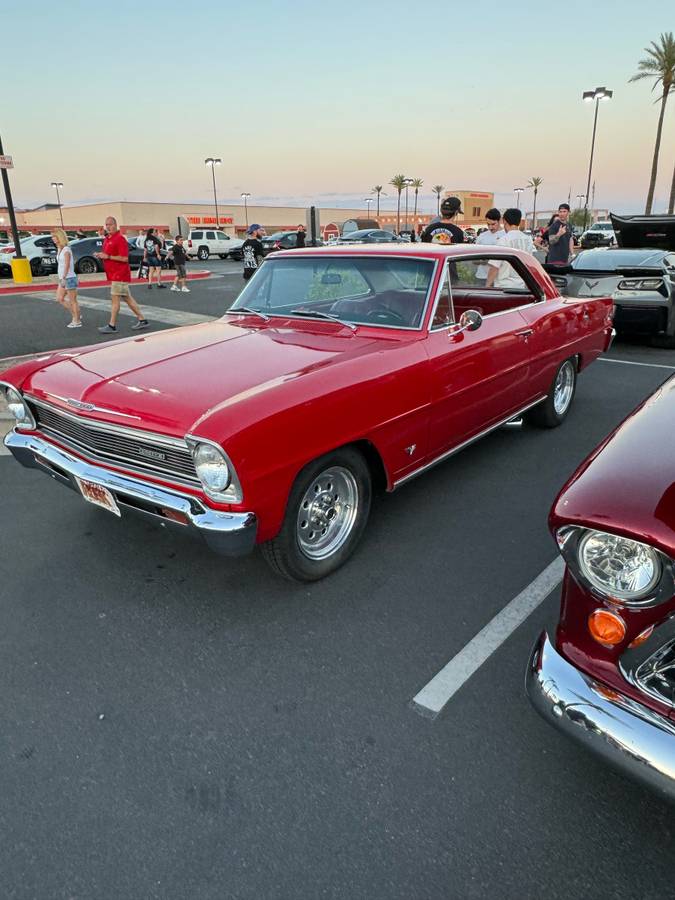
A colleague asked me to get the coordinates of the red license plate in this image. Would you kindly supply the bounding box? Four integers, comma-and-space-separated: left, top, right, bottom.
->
75, 477, 121, 517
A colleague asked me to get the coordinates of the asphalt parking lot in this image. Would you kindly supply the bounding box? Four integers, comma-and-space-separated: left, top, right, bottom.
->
1, 275, 675, 899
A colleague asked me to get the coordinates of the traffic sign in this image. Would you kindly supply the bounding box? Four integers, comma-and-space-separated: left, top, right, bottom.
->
0, 155, 13, 169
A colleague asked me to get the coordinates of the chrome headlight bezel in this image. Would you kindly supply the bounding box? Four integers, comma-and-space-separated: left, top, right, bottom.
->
0, 382, 36, 431
557, 525, 675, 608
185, 435, 243, 504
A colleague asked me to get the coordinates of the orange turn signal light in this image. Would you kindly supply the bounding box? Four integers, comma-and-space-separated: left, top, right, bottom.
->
588, 609, 626, 647
629, 625, 654, 649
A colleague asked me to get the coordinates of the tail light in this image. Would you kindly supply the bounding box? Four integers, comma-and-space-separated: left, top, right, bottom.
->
617, 278, 665, 294
2, 246, 15, 255
188, 240, 193, 248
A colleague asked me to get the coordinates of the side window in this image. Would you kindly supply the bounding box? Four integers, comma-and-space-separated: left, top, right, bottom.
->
192, 231, 203, 240
431, 266, 453, 328
35, 237, 52, 247
205, 231, 216, 240
216, 231, 229, 240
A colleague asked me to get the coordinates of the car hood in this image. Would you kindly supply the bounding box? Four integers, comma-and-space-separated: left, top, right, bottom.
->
551, 375, 675, 559
23, 319, 381, 437
611, 214, 675, 251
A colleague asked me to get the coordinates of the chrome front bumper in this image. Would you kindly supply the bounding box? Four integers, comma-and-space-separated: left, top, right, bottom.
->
4, 430, 257, 557
527, 632, 675, 801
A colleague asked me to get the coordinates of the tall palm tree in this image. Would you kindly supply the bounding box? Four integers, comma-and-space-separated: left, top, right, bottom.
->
527, 177, 543, 231
371, 185, 386, 218
389, 175, 406, 233
410, 178, 424, 225
629, 32, 675, 214
432, 185, 444, 216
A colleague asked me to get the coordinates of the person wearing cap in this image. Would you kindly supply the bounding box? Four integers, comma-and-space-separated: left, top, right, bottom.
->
420, 197, 465, 245
242, 224, 265, 280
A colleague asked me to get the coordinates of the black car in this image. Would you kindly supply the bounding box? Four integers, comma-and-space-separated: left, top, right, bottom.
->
337, 229, 403, 244
546, 229, 675, 348
260, 231, 324, 256
69, 237, 172, 274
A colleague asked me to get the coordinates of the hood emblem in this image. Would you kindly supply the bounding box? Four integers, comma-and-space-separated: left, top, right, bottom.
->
67, 398, 95, 411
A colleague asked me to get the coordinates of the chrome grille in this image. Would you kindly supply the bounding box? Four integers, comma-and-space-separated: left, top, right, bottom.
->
29, 399, 199, 487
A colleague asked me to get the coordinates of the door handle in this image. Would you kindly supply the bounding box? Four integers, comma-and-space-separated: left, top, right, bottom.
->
516, 329, 534, 337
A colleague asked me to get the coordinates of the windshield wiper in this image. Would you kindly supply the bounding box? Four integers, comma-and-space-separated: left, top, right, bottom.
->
289, 308, 357, 331
226, 306, 270, 321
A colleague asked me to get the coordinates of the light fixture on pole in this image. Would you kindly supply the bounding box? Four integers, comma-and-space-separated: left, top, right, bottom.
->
204, 158, 222, 227
513, 187, 524, 208
575, 193, 585, 209
240, 192, 251, 227
403, 178, 414, 231
51, 182, 64, 227
364, 198, 374, 218
581, 87, 612, 231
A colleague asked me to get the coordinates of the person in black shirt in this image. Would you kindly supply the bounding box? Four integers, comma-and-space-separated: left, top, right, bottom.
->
420, 196, 465, 245
170, 235, 189, 293
296, 224, 306, 248
143, 227, 165, 289
242, 224, 265, 280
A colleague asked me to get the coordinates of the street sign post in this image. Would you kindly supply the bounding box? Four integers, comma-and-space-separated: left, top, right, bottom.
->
0, 136, 28, 282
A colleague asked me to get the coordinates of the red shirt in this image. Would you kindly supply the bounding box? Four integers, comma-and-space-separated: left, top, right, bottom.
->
102, 231, 131, 283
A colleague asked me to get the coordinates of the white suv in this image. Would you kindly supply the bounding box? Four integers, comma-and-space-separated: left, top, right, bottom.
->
185, 229, 245, 261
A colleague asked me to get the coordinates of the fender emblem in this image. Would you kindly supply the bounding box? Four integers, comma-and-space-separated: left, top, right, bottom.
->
405, 444, 416, 456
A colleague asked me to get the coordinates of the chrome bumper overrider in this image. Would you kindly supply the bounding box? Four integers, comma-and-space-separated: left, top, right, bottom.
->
4, 430, 257, 557
527, 632, 675, 801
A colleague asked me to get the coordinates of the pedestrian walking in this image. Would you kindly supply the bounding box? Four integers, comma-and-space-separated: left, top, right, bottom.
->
135, 229, 145, 249
53, 228, 82, 328
242, 224, 265, 280
546, 203, 574, 266
143, 227, 165, 289
94, 216, 149, 335
170, 235, 190, 293
296, 224, 306, 248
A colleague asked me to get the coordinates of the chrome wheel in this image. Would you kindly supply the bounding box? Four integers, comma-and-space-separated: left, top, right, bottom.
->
553, 360, 575, 415
296, 466, 359, 560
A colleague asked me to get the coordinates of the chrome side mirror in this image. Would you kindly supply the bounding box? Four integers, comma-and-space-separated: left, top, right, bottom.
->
449, 309, 483, 337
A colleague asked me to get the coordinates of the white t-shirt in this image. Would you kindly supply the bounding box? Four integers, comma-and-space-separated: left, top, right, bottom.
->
57, 245, 75, 279
490, 229, 535, 289
476, 228, 504, 279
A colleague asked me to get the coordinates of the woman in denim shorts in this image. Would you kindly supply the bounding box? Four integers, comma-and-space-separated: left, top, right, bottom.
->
53, 228, 82, 327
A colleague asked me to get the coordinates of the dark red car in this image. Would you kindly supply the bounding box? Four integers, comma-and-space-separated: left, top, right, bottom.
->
1, 245, 613, 581
528, 375, 675, 799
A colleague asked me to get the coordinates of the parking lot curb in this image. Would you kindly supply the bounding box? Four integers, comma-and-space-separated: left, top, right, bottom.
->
0, 270, 212, 296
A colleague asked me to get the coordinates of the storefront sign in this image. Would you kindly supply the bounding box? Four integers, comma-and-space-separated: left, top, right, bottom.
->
185, 215, 234, 226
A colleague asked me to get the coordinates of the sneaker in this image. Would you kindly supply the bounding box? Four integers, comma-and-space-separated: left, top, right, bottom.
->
131, 319, 149, 330
147, 284, 152, 290
181, 286, 191, 293
157, 284, 166, 290
98, 324, 118, 334
170, 285, 179, 291
67, 321, 82, 328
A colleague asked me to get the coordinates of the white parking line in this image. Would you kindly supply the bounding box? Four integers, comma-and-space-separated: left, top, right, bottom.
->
600, 358, 675, 371
32, 292, 216, 326
411, 557, 565, 719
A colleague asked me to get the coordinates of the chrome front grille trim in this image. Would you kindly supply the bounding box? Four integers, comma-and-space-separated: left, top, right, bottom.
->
27, 396, 200, 487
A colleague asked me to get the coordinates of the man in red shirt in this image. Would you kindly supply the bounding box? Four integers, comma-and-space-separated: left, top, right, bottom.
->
94, 216, 149, 334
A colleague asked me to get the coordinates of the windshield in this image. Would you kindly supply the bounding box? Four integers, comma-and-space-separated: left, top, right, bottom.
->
592, 223, 613, 231
229, 255, 436, 328
571, 249, 665, 271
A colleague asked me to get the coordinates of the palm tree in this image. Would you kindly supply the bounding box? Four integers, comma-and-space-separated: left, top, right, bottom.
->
432, 185, 444, 216
669, 160, 675, 215
389, 175, 406, 233
410, 178, 424, 226
527, 177, 543, 231
629, 32, 675, 214
371, 185, 386, 218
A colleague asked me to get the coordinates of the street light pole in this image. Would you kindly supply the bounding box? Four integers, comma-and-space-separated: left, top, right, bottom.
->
364, 198, 374, 219
0, 133, 24, 258
582, 87, 612, 231
51, 182, 64, 227
403, 178, 413, 231
240, 192, 251, 227
514, 187, 524, 209
204, 158, 222, 227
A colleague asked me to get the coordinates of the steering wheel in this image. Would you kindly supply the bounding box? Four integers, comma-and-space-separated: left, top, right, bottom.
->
363, 304, 407, 325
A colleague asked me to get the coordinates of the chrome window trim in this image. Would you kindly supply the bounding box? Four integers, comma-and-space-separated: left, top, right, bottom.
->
392, 396, 546, 489
230, 254, 439, 333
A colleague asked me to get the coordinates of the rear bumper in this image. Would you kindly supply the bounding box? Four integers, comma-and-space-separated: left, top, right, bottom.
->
4, 430, 257, 557
526, 632, 675, 801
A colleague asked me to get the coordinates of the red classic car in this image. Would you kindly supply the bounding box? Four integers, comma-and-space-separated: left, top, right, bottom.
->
1, 245, 613, 581
527, 375, 675, 799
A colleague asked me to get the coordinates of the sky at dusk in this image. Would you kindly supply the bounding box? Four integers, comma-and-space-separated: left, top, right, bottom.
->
2, 0, 674, 216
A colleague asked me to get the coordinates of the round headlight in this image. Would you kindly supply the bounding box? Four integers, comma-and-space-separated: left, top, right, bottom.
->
578, 530, 661, 601
3, 385, 35, 429
193, 442, 230, 494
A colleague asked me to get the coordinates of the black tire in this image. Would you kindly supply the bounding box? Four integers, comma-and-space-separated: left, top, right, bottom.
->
218, 253, 228, 259
261, 447, 372, 582
197, 246, 209, 261
30, 257, 43, 276
526, 357, 577, 428
651, 333, 675, 349
76, 256, 98, 275
231, 251, 243, 261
